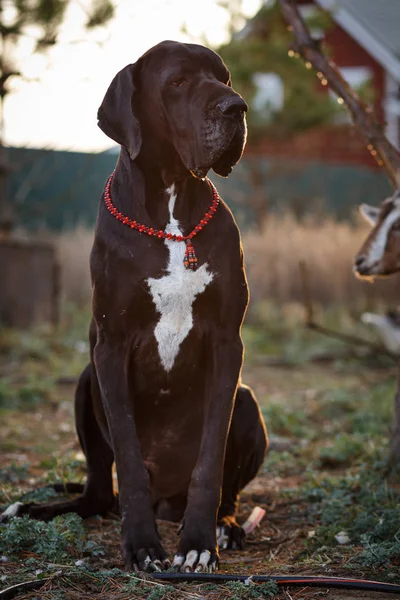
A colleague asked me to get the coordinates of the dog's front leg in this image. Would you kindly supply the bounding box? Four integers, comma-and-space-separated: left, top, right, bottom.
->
94, 338, 169, 572
173, 336, 244, 573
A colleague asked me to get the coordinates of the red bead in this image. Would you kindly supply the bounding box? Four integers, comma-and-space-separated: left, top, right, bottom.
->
103, 170, 220, 267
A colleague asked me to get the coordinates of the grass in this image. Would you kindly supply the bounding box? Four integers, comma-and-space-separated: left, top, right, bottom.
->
1, 301, 400, 598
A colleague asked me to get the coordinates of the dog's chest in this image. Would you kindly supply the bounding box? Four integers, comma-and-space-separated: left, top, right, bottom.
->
146, 186, 213, 372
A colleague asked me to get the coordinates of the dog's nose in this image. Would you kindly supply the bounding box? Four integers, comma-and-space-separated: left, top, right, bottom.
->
217, 96, 248, 118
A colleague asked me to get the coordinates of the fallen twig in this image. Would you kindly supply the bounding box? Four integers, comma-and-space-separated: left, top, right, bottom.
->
299, 260, 396, 360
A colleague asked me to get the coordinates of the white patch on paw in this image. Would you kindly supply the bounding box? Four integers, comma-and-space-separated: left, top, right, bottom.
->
183, 549, 199, 572
143, 556, 152, 569
172, 554, 184, 568
176, 549, 215, 573
195, 550, 211, 572
147, 184, 213, 372
217, 525, 229, 550
141, 556, 162, 572
1, 502, 23, 519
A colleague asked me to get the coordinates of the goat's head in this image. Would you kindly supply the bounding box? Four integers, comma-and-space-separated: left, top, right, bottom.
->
353, 192, 400, 279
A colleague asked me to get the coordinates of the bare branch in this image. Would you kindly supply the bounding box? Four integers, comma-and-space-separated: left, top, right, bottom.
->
279, 0, 400, 188
299, 260, 396, 359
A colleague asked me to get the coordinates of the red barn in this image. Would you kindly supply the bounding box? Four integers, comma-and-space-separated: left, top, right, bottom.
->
312, 0, 400, 147
247, 0, 400, 168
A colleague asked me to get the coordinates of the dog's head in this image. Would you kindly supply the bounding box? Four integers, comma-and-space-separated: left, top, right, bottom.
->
97, 40, 248, 178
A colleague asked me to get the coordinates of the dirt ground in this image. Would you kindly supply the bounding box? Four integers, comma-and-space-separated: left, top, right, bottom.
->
1, 322, 399, 599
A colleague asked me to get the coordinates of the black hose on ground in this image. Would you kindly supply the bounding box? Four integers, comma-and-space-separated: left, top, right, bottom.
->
152, 572, 400, 594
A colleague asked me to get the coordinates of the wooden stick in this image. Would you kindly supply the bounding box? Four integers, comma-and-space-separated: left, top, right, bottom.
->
278, 0, 400, 188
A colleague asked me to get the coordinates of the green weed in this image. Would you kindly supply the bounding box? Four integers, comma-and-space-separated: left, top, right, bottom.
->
0, 513, 86, 561
0, 374, 55, 409
40, 454, 86, 486
224, 580, 279, 599
302, 469, 400, 568
318, 433, 366, 467
262, 404, 309, 438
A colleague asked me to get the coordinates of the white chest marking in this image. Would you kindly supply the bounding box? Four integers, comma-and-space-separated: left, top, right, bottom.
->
147, 185, 213, 372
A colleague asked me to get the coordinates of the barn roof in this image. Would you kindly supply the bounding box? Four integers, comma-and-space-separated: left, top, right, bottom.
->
316, 0, 400, 80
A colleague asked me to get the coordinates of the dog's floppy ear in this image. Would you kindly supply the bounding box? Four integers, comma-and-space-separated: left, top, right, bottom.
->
97, 63, 142, 160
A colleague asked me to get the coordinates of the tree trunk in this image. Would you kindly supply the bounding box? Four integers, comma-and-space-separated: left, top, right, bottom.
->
0, 240, 60, 327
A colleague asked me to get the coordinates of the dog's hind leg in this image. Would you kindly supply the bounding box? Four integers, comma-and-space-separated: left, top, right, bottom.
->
217, 384, 267, 550
1, 364, 115, 522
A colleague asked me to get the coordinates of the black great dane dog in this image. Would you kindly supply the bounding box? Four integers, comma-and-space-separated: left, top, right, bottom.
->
2, 40, 267, 573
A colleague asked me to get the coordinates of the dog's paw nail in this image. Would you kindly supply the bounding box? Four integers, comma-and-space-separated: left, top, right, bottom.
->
181, 549, 198, 572
141, 556, 165, 572
149, 559, 163, 572
195, 550, 211, 572
172, 554, 184, 568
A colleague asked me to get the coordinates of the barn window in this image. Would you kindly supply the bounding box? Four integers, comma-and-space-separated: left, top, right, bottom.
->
252, 72, 284, 118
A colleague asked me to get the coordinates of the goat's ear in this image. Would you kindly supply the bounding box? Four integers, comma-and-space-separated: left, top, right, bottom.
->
359, 203, 380, 226
97, 63, 142, 160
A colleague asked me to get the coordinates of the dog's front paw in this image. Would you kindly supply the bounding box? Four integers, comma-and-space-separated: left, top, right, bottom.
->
122, 525, 170, 572
172, 549, 218, 573
174, 525, 219, 572
217, 515, 245, 550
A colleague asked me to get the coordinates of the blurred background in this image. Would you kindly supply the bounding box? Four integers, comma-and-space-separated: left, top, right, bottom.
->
2, 1, 400, 593
1, 0, 399, 320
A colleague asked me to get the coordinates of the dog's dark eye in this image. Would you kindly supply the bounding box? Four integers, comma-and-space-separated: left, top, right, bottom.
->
171, 77, 187, 87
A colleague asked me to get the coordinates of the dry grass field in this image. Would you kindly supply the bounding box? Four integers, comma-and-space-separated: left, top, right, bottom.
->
55, 216, 400, 311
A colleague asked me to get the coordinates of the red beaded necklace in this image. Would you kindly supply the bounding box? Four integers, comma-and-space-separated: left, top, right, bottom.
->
103, 171, 220, 271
